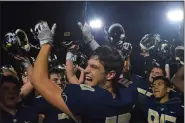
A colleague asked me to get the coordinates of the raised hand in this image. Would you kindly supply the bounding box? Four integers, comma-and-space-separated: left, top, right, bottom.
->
33, 21, 56, 46
14, 55, 32, 69
78, 22, 94, 43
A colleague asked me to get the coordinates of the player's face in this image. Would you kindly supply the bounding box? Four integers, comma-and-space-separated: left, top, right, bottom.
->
152, 80, 170, 99
149, 68, 163, 83
0, 82, 19, 108
22, 71, 28, 84
84, 56, 107, 86
50, 73, 63, 88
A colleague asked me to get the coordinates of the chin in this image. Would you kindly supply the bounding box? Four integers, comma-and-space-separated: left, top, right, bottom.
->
85, 80, 94, 86
154, 94, 162, 99
5, 103, 17, 108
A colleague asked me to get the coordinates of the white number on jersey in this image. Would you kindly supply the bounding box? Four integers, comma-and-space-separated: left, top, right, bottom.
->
105, 113, 131, 123
148, 108, 176, 123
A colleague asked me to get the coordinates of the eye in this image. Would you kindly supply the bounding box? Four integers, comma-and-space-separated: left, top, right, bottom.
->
91, 64, 98, 69
3, 87, 9, 91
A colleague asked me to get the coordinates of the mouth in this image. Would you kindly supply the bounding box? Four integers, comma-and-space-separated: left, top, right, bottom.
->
154, 90, 160, 93
7, 96, 16, 101
85, 76, 92, 83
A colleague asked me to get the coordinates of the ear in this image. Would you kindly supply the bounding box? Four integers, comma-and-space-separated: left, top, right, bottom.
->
106, 70, 116, 81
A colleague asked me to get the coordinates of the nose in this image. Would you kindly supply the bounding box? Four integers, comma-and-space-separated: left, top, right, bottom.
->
152, 73, 157, 78
8, 89, 16, 95
84, 65, 91, 74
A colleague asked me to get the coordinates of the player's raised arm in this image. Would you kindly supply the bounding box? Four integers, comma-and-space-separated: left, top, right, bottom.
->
14, 56, 34, 98
171, 66, 184, 93
78, 22, 100, 50
30, 21, 77, 122
66, 44, 83, 84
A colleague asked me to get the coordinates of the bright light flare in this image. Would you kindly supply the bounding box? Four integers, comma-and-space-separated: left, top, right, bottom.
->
89, 19, 103, 29
167, 10, 184, 22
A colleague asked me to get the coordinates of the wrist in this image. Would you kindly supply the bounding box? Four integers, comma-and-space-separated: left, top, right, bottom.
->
66, 52, 74, 61
84, 35, 94, 43
22, 62, 32, 69
40, 38, 53, 47
165, 64, 169, 68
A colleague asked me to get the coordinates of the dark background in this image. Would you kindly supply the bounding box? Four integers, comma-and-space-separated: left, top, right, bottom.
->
0, 1, 184, 77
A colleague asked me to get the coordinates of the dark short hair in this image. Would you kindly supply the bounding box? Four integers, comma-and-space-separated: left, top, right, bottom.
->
0, 75, 21, 90
153, 76, 172, 88
49, 67, 65, 77
150, 66, 166, 76
91, 45, 124, 80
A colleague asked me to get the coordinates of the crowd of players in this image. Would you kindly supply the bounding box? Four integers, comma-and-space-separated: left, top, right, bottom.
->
0, 20, 184, 123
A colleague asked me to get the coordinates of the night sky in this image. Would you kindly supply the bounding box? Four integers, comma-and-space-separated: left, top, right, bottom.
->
0, 1, 184, 76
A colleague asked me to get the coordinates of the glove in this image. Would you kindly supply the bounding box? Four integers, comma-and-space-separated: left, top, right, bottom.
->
33, 21, 56, 46
66, 52, 77, 62
66, 45, 79, 62
78, 22, 94, 43
175, 46, 184, 65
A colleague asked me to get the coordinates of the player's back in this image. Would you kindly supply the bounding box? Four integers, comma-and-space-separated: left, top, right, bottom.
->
63, 83, 137, 123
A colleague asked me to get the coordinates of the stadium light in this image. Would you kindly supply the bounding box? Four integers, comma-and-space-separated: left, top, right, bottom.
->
89, 19, 103, 29
167, 9, 184, 22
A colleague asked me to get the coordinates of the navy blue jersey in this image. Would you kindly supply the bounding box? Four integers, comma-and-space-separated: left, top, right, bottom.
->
144, 96, 184, 123
130, 74, 149, 123
1, 105, 38, 123
22, 91, 35, 107
34, 96, 75, 123
62, 83, 137, 123
131, 75, 183, 123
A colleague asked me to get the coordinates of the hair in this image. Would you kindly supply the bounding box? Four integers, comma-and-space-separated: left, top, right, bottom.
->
49, 67, 65, 77
153, 76, 172, 88
91, 45, 124, 94
0, 75, 21, 90
150, 66, 166, 76
91, 45, 124, 79
3, 69, 19, 80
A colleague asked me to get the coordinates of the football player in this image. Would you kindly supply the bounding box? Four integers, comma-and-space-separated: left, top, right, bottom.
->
147, 76, 183, 123
0, 75, 38, 123
31, 21, 137, 123
34, 67, 75, 123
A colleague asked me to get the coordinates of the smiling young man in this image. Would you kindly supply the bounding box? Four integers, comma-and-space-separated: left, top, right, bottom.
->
136, 76, 184, 123
0, 75, 38, 123
31, 21, 137, 123
34, 67, 76, 123
146, 76, 184, 123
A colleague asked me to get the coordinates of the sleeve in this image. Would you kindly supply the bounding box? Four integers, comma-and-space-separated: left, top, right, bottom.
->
34, 96, 50, 114
30, 107, 39, 123
62, 84, 94, 115
176, 105, 184, 123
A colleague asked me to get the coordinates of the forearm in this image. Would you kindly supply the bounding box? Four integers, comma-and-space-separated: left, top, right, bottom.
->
20, 82, 34, 97
165, 64, 170, 79
33, 44, 51, 81
78, 69, 84, 84
66, 59, 79, 84
87, 39, 100, 51
20, 66, 34, 97
171, 66, 184, 93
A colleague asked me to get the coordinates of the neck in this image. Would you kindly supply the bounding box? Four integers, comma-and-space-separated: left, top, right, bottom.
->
102, 81, 116, 98
159, 94, 169, 104
2, 105, 17, 116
